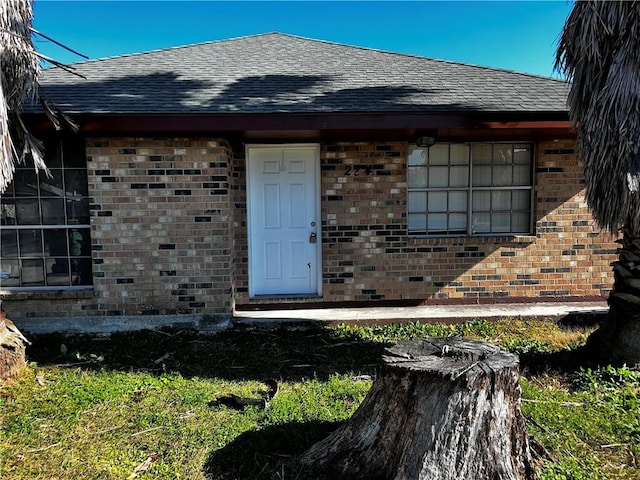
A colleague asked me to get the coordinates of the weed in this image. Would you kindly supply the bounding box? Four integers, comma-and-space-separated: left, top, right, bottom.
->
455, 318, 497, 338
60, 342, 105, 363
1, 319, 637, 479
503, 338, 553, 355
540, 458, 602, 480
333, 318, 497, 343
574, 365, 640, 392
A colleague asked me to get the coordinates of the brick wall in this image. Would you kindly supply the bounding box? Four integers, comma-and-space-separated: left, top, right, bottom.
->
230, 148, 248, 303
2, 136, 618, 323
2, 137, 234, 320
234, 139, 617, 306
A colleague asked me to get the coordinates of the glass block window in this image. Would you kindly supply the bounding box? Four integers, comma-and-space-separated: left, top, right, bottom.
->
407, 143, 533, 236
1, 138, 92, 289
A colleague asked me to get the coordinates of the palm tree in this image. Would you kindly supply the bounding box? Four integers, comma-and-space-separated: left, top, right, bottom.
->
557, 1, 640, 365
0, 0, 45, 193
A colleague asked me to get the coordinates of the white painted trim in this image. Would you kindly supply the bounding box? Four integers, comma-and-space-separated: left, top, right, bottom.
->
245, 143, 322, 299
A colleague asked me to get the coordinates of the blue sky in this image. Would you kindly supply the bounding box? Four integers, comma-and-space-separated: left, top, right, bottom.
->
33, 1, 573, 77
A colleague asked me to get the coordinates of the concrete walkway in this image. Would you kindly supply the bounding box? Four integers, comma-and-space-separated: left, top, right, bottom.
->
11, 300, 608, 335
233, 300, 608, 327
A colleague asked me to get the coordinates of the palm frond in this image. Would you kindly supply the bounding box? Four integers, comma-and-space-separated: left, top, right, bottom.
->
556, 1, 640, 235
0, 0, 41, 193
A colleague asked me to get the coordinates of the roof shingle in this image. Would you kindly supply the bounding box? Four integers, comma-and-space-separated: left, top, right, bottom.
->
33, 32, 569, 115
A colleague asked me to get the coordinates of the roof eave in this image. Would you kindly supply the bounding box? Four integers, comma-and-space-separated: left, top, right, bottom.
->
24, 110, 570, 135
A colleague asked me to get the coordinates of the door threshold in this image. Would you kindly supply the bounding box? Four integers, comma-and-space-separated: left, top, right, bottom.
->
250, 294, 322, 300
239, 295, 323, 311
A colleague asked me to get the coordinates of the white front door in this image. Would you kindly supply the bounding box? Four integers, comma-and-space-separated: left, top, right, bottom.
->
247, 145, 321, 297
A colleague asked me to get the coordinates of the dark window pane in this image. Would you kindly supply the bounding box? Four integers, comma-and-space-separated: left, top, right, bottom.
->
513, 165, 531, 186
491, 191, 512, 211
493, 166, 513, 186
512, 213, 530, 233
45, 258, 71, 286
472, 144, 492, 165
43, 139, 63, 168
492, 212, 511, 233
472, 191, 491, 212
45, 229, 69, 257
1, 199, 16, 225
429, 144, 449, 165
14, 170, 39, 196
408, 213, 427, 232
472, 165, 492, 187
428, 213, 447, 232
19, 229, 43, 257
67, 198, 89, 224
428, 166, 449, 188
64, 170, 88, 196
494, 144, 513, 164
514, 144, 532, 164
472, 212, 491, 233
0, 259, 20, 287
408, 147, 428, 166
428, 191, 447, 212
68, 228, 91, 256
407, 166, 427, 188
449, 213, 467, 231
15, 199, 41, 225
62, 139, 87, 168
21, 258, 44, 285
71, 258, 92, 285
1, 229, 18, 257
1, 136, 92, 289
408, 192, 427, 214
512, 190, 531, 211
39, 169, 64, 197
41, 198, 66, 224
3, 179, 14, 196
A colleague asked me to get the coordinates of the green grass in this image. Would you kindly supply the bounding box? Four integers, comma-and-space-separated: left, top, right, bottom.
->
1, 318, 638, 479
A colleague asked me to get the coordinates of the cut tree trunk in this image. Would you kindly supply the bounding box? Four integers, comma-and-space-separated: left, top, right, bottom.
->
0, 311, 30, 383
301, 337, 535, 480
587, 232, 640, 366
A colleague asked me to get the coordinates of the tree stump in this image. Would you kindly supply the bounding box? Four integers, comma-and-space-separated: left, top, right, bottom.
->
301, 337, 535, 480
0, 311, 30, 383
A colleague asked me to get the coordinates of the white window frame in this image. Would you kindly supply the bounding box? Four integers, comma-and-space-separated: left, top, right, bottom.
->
407, 142, 535, 237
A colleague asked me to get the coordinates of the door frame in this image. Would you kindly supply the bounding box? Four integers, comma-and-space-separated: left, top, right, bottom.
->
245, 143, 322, 299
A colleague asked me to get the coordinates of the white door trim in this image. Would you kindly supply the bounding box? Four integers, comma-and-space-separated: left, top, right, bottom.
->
246, 143, 322, 298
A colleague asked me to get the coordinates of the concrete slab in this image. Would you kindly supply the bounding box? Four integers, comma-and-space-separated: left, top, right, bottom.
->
13, 313, 232, 335
10, 301, 608, 335
233, 301, 608, 327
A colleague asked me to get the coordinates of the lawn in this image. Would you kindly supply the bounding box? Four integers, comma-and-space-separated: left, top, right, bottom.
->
1, 318, 639, 479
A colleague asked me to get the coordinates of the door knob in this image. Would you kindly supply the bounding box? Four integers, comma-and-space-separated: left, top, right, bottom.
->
309, 232, 317, 244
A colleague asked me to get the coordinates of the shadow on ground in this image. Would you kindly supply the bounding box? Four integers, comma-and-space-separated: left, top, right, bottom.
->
25, 327, 387, 381
203, 420, 338, 480
517, 313, 606, 376
518, 346, 593, 377
25, 312, 609, 380
24, 318, 614, 480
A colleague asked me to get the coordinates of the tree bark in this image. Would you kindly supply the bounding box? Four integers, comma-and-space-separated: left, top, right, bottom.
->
587, 231, 640, 366
0, 311, 29, 383
301, 337, 535, 480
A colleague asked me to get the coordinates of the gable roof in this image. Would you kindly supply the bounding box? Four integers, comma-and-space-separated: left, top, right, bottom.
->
33, 32, 569, 116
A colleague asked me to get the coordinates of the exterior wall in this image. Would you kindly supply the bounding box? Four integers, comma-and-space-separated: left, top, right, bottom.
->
2, 137, 234, 322
234, 139, 617, 306
230, 148, 248, 302
1, 136, 618, 325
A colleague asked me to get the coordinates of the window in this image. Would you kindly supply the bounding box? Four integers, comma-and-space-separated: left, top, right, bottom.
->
1, 138, 92, 289
407, 142, 533, 236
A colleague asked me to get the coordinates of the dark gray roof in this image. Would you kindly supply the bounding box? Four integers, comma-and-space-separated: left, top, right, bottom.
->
33, 32, 569, 115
